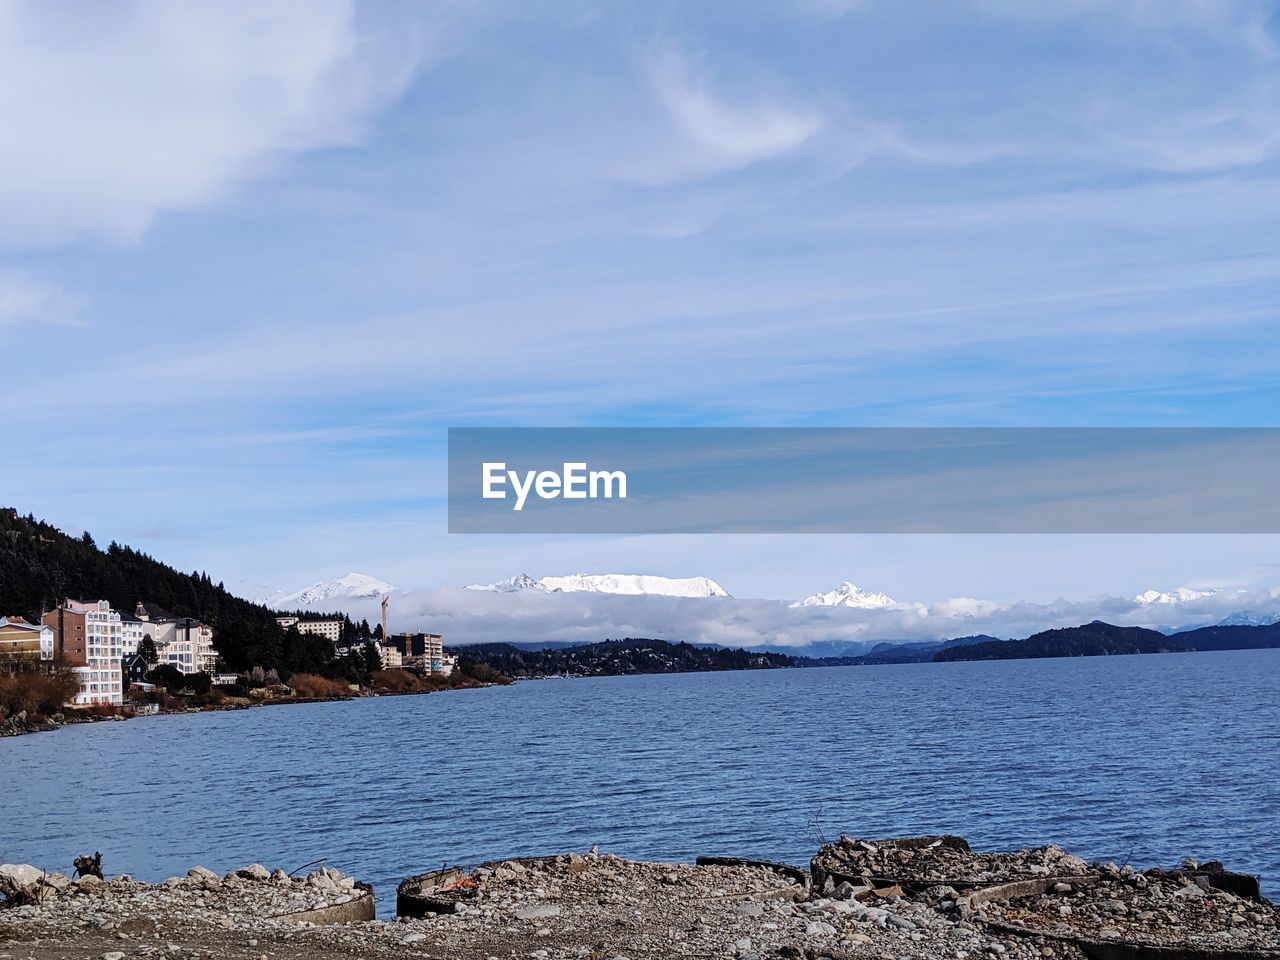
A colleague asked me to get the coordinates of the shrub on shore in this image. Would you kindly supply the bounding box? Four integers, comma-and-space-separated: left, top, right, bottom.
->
0, 665, 81, 719
287, 673, 352, 699
369, 669, 421, 692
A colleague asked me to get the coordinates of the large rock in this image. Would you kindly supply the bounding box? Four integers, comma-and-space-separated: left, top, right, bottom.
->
0, 863, 44, 890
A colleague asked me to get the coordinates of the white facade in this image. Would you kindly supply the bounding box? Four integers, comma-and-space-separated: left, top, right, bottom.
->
276, 616, 343, 644
153, 620, 217, 674
119, 616, 146, 657
137, 608, 218, 676
376, 643, 401, 669
296, 619, 342, 643
67, 599, 122, 706
40, 624, 53, 660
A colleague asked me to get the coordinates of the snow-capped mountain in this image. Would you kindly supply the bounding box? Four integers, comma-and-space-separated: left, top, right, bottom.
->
463, 573, 730, 598
1216, 611, 1280, 627
791, 581, 897, 609
1134, 587, 1218, 605
270, 572, 395, 609
463, 574, 552, 594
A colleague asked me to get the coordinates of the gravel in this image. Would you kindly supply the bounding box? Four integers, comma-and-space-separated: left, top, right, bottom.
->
1, 838, 1275, 960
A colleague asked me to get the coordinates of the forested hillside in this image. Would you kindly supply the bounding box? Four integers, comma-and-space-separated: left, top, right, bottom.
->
933, 621, 1192, 661
457, 637, 795, 678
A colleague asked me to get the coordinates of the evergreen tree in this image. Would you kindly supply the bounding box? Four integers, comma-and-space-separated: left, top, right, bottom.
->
137, 636, 159, 665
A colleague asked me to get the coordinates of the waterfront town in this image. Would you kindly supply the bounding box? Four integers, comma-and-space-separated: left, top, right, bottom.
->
0, 599, 456, 708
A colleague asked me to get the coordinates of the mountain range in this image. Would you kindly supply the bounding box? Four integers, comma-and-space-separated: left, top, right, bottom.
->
262, 568, 1280, 654
461, 573, 731, 599
1134, 586, 1219, 605
269, 570, 1268, 616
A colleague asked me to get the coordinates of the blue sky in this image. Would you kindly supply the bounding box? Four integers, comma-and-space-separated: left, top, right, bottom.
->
3, 0, 1280, 608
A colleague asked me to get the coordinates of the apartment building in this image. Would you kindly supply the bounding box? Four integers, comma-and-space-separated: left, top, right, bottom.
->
42, 599, 123, 705
135, 604, 217, 674
385, 632, 449, 674
26, 600, 218, 707
119, 611, 146, 657
41, 602, 87, 664
275, 616, 343, 644
0, 618, 53, 663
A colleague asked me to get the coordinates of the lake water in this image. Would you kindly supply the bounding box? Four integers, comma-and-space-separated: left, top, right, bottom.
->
2, 650, 1277, 915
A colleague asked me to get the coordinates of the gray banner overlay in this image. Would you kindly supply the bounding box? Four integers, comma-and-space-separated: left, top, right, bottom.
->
448, 428, 1280, 533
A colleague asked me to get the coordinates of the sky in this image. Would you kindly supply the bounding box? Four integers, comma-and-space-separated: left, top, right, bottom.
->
4, 0, 1280, 627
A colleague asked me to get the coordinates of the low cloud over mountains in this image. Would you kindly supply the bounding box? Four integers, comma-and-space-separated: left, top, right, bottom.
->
286, 573, 1280, 655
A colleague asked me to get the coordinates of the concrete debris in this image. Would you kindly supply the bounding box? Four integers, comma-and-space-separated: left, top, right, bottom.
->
1, 839, 1276, 960
811, 835, 1090, 893
0, 860, 373, 950
965, 861, 1278, 954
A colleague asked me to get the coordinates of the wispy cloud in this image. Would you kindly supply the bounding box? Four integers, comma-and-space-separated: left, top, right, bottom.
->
639, 44, 823, 180
7, 1, 1280, 603
0, 271, 78, 328
0, 0, 426, 249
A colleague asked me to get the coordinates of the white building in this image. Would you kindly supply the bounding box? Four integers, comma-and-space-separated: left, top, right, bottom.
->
157, 621, 216, 674
376, 643, 401, 669
68, 599, 123, 706
119, 611, 146, 657
136, 605, 218, 675
276, 616, 343, 644
0, 618, 54, 662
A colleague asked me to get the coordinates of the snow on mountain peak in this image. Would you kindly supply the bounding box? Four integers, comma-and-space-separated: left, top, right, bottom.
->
463, 573, 730, 598
791, 581, 897, 609
271, 572, 395, 609
463, 574, 552, 593
1134, 586, 1217, 605
1216, 610, 1280, 627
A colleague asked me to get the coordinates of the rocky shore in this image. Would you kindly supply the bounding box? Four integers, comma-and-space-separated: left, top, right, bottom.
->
0, 709, 124, 738
1, 837, 1276, 960
0, 679, 507, 740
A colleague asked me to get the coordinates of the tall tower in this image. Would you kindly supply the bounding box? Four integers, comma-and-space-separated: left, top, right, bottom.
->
380, 594, 389, 647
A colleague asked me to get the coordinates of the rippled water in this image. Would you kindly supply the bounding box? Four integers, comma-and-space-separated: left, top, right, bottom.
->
2, 649, 1277, 914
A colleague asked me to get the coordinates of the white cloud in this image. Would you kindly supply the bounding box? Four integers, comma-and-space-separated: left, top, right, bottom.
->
317, 582, 1280, 652
0, 271, 78, 327
0, 0, 425, 249
644, 46, 823, 178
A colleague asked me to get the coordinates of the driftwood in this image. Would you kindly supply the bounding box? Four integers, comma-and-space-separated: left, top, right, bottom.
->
73, 852, 103, 879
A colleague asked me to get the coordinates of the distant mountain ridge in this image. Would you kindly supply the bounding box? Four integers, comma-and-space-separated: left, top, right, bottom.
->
1173, 621, 1280, 652
1215, 611, 1280, 627
930, 620, 1280, 662
463, 573, 731, 598
1134, 586, 1219, 605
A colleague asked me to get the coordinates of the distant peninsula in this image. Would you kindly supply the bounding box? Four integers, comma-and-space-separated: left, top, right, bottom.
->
457, 638, 795, 678
933, 621, 1191, 661
931, 620, 1280, 663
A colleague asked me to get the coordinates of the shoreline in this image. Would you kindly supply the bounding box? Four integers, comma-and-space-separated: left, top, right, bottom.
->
0, 678, 505, 739
2, 835, 1276, 960
7, 644, 1277, 740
